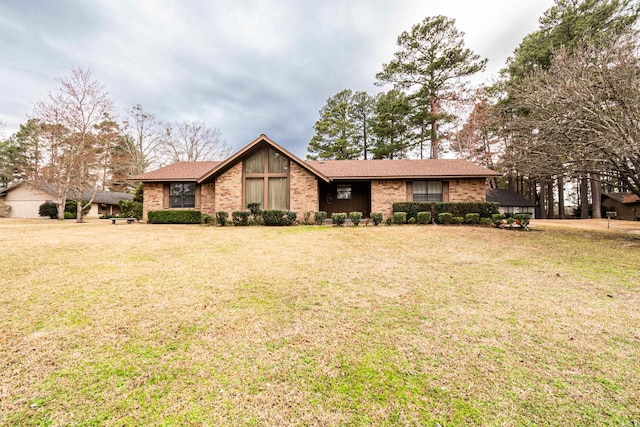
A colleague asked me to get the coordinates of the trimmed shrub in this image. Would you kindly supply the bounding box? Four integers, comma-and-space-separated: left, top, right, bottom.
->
216, 211, 229, 226
385, 218, 392, 226
393, 202, 500, 222
64, 211, 74, 219
407, 217, 416, 224
480, 217, 492, 226
64, 200, 90, 219
39, 201, 59, 219
286, 211, 297, 225
202, 214, 213, 225
465, 213, 480, 225
303, 211, 312, 225
491, 213, 505, 227
148, 210, 202, 224
349, 211, 362, 226
370, 212, 383, 226
263, 210, 296, 226
232, 210, 250, 226
451, 216, 464, 225
332, 212, 347, 226
437, 212, 453, 224
393, 212, 407, 225
314, 211, 327, 225
416, 211, 431, 224
247, 202, 262, 220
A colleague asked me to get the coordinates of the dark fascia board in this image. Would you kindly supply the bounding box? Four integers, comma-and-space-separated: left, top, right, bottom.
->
135, 178, 199, 183
197, 134, 330, 184
329, 175, 497, 181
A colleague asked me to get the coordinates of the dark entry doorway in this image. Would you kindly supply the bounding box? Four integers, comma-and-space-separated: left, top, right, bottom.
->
319, 181, 371, 218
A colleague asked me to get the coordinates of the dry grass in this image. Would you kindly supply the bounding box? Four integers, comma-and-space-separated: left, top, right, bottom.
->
1, 219, 639, 426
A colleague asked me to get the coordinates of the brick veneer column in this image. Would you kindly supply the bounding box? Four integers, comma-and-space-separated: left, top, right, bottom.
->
142, 182, 164, 223
289, 163, 318, 214
214, 163, 243, 213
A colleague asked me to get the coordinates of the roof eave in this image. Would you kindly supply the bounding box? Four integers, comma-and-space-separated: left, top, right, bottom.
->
329, 174, 498, 180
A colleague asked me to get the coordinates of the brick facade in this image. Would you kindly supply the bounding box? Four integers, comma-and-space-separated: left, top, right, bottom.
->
289, 162, 318, 214
214, 163, 243, 214
200, 182, 216, 215
142, 183, 164, 222
371, 180, 408, 219
448, 178, 487, 202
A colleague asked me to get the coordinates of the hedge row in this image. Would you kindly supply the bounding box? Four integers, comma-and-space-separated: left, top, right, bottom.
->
148, 210, 202, 224
392, 202, 500, 221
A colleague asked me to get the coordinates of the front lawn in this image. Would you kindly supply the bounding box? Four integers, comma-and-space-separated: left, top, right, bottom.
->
1, 220, 638, 426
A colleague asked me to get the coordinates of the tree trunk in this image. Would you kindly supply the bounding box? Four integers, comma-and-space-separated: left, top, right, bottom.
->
547, 180, 554, 218
539, 182, 548, 219
590, 173, 602, 219
57, 198, 65, 220
557, 176, 565, 219
580, 176, 589, 219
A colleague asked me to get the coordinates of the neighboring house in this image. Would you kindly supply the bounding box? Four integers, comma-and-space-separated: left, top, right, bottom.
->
0, 182, 133, 218
132, 134, 498, 222
486, 188, 536, 217
601, 192, 640, 221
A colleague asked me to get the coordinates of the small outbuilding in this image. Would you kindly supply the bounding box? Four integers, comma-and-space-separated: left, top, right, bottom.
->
486, 188, 535, 217
601, 192, 640, 221
0, 182, 133, 218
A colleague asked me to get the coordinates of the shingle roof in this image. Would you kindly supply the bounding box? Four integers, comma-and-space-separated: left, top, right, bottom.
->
130, 161, 221, 182
89, 191, 133, 205
486, 188, 535, 207
602, 192, 640, 204
306, 159, 499, 179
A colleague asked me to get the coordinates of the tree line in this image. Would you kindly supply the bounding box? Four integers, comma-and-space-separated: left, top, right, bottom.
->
308, 0, 640, 217
308, 15, 486, 161
0, 68, 230, 221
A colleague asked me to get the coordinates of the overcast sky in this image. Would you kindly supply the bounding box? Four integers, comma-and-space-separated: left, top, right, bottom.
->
0, 0, 555, 159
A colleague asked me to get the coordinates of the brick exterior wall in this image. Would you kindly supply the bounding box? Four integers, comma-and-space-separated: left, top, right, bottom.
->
142, 182, 164, 222
200, 182, 216, 215
290, 162, 318, 214
371, 180, 408, 219
214, 163, 243, 214
448, 179, 487, 202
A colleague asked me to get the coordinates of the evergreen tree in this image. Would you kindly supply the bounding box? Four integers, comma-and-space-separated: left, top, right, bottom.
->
307, 89, 361, 160
371, 90, 412, 159
376, 15, 486, 159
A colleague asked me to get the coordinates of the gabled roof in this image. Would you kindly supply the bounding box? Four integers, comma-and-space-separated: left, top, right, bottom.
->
306, 159, 499, 180
129, 135, 499, 183
602, 192, 640, 204
0, 181, 133, 205
486, 188, 535, 207
198, 134, 330, 183
130, 161, 221, 182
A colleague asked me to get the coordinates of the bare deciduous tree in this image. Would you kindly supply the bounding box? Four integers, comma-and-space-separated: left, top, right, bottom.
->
504, 33, 640, 211
33, 67, 115, 221
120, 104, 166, 174
161, 120, 231, 162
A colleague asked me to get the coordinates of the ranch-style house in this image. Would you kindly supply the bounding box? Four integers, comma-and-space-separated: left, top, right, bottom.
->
132, 134, 499, 222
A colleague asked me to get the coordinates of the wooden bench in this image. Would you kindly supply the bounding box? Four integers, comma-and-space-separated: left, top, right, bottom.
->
108, 217, 137, 224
